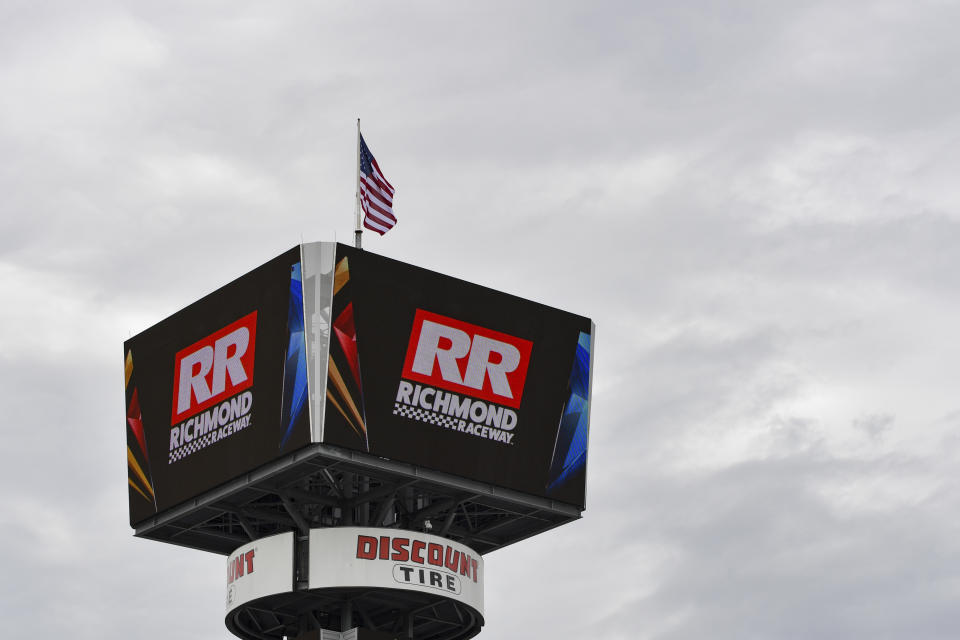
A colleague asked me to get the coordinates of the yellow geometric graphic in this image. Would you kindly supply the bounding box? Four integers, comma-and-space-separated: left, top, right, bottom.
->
127, 446, 155, 499
327, 356, 366, 438
333, 257, 350, 296
129, 477, 150, 501
326, 389, 362, 440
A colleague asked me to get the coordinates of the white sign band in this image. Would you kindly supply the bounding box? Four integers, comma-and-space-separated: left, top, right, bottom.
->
308, 527, 484, 615
225, 531, 294, 613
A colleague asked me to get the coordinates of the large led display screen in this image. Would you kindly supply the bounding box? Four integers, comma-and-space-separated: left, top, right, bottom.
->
124, 247, 313, 525
317, 244, 594, 509
125, 243, 594, 527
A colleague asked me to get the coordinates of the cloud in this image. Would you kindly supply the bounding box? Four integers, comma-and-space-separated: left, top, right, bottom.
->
3, 1, 960, 638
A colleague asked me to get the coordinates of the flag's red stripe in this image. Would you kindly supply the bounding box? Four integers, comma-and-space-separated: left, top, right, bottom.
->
362, 199, 396, 227
369, 172, 394, 197
364, 197, 395, 222
370, 162, 393, 190
362, 196, 393, 223
362, 189, 394, 215
366, 208, 397, 227
361, 175, 392, 200
361, 189, 394, 219
361, 192, 396, 222
363, 210, 393, 232
361, 175, 394, 205
363, 211, 389, 229
366, 210, 396, 226
363, 220, 389, 235
369, 158, 394, 191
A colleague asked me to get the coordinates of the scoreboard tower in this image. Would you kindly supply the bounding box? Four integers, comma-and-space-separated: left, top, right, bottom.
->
125, 243, 594, 639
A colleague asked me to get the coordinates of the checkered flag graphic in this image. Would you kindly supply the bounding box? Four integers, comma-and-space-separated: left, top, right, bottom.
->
169, 433, 215, 464
393, 403, 460, 428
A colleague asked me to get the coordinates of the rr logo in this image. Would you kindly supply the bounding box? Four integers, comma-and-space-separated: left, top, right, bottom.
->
401, 310, 532, 408
171, 311, 257, 424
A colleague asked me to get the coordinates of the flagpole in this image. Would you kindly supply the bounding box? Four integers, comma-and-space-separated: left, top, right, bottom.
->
354, 118, 362, 250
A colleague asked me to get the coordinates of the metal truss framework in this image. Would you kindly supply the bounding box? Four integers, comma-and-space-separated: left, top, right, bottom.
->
136, 443, 581, 556
135, 444, 582, 639
226, 588, 482, 640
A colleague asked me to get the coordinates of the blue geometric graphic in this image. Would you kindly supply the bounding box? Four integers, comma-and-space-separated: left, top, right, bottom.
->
279, 262, 308, 449
547, 331, 591, 493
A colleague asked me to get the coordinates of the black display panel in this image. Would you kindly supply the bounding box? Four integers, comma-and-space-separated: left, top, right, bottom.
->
321, 245, 593, 509
124, 247, 311, 525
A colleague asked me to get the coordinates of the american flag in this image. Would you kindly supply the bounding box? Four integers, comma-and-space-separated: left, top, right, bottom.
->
359, 134, 396, 235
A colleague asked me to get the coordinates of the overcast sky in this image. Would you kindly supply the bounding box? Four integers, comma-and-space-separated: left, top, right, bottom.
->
3, 1, 960, 638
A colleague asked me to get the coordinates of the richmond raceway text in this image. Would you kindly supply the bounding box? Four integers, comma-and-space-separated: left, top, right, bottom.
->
395, 381, 516, 445
168, 390, 253, 463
